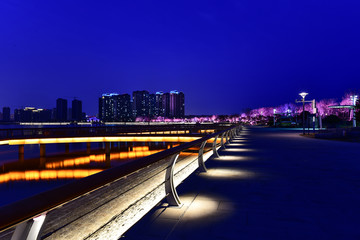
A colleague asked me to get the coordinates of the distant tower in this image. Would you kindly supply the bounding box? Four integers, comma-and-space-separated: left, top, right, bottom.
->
132, 90, 150, 117
162, 93, 170, 117
155, 92, 164, 117
72, 99, 82, 121
169, 90, 185, 118
56, 98, 68, 122
98, 93, 133, 122
2, 107, 10, 122
99, 93, 117, 122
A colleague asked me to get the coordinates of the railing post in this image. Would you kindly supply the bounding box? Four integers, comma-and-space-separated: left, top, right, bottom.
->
11, 213, 47, 240
221, 132, 226, 149
212, 135, 220, 158
165, 153, 182, 207
225, 131, 229, 144
236, 127, 240, 136
198, 141, 207, 172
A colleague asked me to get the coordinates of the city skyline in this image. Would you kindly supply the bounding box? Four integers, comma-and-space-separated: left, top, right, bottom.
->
1, 1, 360, 115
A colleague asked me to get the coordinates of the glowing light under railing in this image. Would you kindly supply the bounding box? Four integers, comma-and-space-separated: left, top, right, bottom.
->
225, 143, 246, 147
0, 169, 102, 183
199, 168, 256, 179
223, 148, 254, 152
164, 194, 233, 221
8, 136, 200, 145
212, 155, 254, 161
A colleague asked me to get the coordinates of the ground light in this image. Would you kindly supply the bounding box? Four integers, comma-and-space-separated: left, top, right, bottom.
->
212, 155, 255, 162
199, 168, 257, 179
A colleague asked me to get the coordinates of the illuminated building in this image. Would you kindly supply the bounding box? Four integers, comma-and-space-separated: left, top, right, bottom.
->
99, 90, 185, 120
154, 92, 164, 116
149, 93, 156, 117
170, 90, 185, 118
132, 90, 150, 117
14, 107, 52, 122
162, 92, 170, 117
118, 94, 133, 121
2, 107, 10, 122
72, 99, 83, 122
99, 93, 133, 122
56, 98, 68, 122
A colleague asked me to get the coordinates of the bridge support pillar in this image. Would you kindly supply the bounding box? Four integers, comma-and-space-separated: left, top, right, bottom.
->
165, 153, 182, 207
40, 144, 46, 158
19, 145, 24, 162
65, 143, 70, 153
105, 142, 111, 166
105, 142, 110, 155
11, 212, 47, 240
86, 142, 91, 154
212, 136, 220, 158
198, 141, 207, 172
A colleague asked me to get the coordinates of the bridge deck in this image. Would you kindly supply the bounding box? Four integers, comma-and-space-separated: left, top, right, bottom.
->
125, 127, 360, 239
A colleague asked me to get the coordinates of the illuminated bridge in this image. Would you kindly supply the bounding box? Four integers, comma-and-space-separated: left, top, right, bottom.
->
0, 124, 240, 240
1, 126, 359, 239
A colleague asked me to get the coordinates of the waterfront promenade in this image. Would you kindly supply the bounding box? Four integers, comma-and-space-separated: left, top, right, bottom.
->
125, 127, 360, 239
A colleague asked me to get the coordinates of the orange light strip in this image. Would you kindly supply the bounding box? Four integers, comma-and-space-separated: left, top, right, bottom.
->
0, 169, 102, 183
45, 146, 168, 169
7, 136, 201, 146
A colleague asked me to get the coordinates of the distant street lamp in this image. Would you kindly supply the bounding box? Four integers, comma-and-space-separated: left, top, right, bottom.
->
350, 95, 358, 127
273, 108, 277, 127
299, 92, 308, 135
286, 108, 291, 117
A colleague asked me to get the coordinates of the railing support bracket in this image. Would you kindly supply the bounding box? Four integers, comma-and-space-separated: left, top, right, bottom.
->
198, 141, 207, 172
11, 212, 47, 240
212, 136, 220, 158
165, 154, 182, 207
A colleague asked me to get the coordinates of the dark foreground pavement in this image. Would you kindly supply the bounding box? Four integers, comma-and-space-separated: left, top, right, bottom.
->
124, 127, 360, 240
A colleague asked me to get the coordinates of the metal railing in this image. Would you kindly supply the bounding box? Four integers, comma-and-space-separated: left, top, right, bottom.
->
0, 125, 241, 240
0, 123, 231, 140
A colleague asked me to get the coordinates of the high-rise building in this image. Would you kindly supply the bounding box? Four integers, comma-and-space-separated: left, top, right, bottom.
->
178, 91, 185, 117
14, 107, 52, 122
99, 93, 118, 122
154, 92, 164, 116
169, 90, 185, 118
56, 98, 68, 122
149, 93, 156, 117
117, 94, 133, 121
2, 107, 10, 122
72, 99, 82, 121
162, 93, 170, 117
99, 93, 133, 122
132, 90, 150, 117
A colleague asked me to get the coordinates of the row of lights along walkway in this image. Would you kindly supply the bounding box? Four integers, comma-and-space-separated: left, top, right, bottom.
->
124, 128, 253, 239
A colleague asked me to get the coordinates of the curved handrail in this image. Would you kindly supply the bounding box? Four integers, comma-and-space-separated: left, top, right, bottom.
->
0, 125, 239, 232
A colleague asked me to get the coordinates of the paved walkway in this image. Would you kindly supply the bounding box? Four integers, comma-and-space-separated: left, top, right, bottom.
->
124, 127, 360, 240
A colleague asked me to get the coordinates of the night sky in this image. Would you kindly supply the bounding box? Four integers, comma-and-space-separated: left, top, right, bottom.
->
1, 0, 360, 116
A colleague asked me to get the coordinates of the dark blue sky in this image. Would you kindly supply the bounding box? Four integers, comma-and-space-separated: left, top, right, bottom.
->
1, 0, 359, 115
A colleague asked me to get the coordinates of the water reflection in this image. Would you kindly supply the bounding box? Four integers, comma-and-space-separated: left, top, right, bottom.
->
0, 142, 179, 184
0, 169, 102, 183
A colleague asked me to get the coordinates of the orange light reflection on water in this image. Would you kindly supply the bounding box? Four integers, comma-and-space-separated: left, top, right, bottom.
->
44, 145, 174, 169
0, 169, 102, 183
